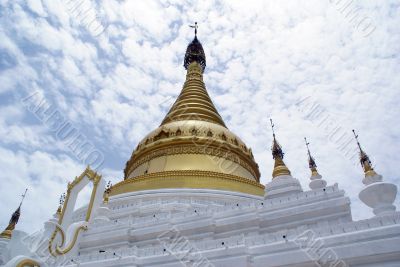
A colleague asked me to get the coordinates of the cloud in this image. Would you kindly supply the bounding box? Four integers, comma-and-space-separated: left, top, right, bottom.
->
25, 0, 47, 17
0, 147, 82, 231
0, 0, 399, 233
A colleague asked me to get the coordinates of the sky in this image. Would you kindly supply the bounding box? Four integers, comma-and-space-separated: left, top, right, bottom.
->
0, 0, 399, 233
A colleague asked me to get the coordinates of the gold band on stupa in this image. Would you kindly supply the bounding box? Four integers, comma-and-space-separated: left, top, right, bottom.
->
161, 62, 226, 127
112, 170, 264, 196
272, 157, 291, 178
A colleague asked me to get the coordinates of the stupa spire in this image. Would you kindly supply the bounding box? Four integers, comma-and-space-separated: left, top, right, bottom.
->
265, 120, 302, 198
304, 137, 327, 189
354, 130, 397, 216
304, 137, 319, 177
352, 130, 379, 178
121, 23, 262, 197
0, 189, 27, 239
270, 119, 291, 178
161, 23, 226, 127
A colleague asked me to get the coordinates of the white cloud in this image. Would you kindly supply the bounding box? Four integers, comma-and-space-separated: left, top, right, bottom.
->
25, 0, 47, 17
0, 147, 83, 231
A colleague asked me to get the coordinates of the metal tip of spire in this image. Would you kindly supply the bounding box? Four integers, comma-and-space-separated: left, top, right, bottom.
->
304, 137, 311, 157
184, 22, 206, 71
270, 118, 275, 139
19, 188, 28, 208
189, 22, 198, 37
270, 118, 285, 159
304, 137, 318, 170
352, 129, 363, 152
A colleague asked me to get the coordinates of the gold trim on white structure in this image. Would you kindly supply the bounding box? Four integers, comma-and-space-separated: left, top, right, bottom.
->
48, 166, 102, 257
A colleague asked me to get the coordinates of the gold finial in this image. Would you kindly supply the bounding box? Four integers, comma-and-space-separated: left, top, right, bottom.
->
352, 130, 378, 177
270, 119, 291, 178
304, 137, 319, 177
189, 22, 198, 36
0, 189, 28, 240
163, 29, 224, 126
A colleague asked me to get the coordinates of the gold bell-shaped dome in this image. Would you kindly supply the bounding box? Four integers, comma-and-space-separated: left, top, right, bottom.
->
111, 27, 263, 196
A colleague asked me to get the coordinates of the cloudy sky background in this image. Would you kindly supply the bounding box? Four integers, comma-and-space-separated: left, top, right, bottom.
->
0, 0, 399, 233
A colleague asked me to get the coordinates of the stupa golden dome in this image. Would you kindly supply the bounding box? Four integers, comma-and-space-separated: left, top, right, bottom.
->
110, 28, 264, 196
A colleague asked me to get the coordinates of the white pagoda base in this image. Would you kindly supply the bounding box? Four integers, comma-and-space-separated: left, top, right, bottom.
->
1, 184, 395, 267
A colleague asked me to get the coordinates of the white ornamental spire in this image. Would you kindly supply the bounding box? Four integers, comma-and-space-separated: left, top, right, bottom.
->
304, 137, 327, 190
354, 130, 397, 216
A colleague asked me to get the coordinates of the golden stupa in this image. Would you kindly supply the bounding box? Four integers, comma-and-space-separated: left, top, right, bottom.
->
110, 26, 264, 196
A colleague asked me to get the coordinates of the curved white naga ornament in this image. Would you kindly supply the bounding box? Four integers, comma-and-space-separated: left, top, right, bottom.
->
48, 167, 105, 259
